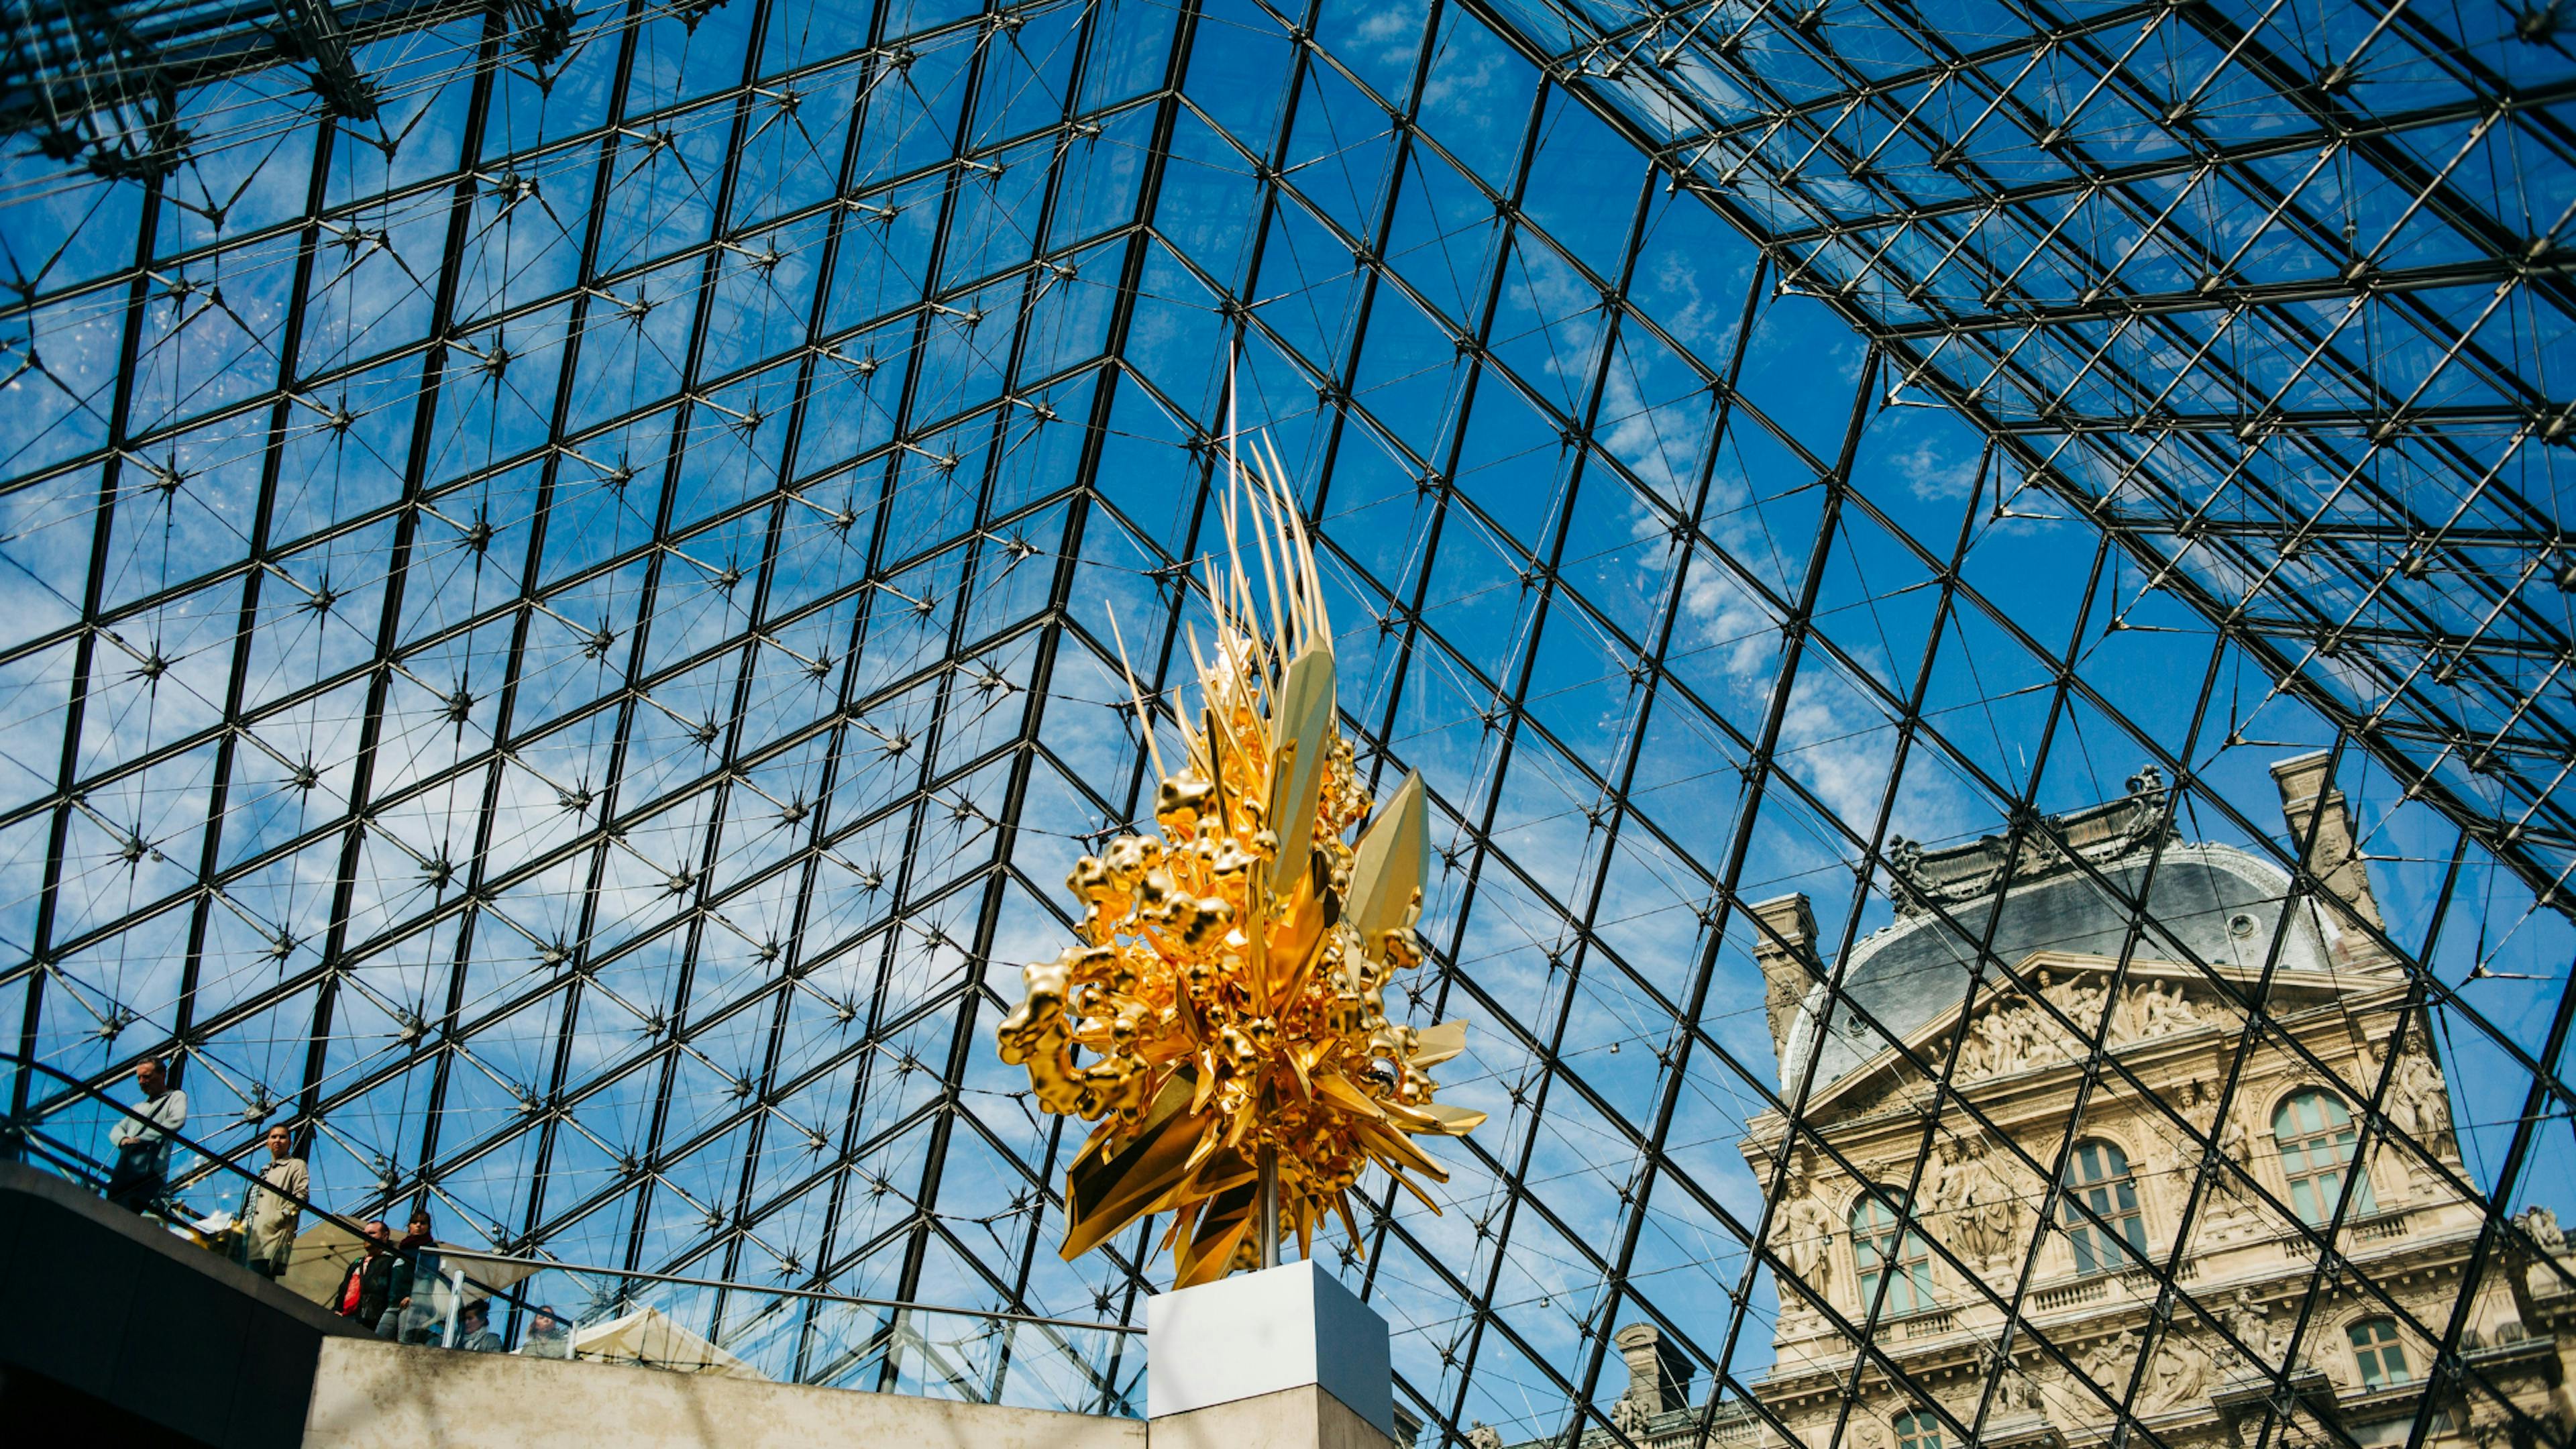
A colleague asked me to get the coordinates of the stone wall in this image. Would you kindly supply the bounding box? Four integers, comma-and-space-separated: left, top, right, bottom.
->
303, 1335, 1148, 1449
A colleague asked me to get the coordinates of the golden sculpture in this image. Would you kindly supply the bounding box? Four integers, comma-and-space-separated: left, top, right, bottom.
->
996, 425, 1483, 1288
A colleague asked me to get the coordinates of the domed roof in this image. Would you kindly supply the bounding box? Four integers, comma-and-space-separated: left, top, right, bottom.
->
1780, 841, 2327, 1091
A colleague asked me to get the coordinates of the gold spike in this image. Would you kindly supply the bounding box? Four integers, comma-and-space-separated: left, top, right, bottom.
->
1254, 439, 1309, 653
1350, 1114, 1444, 1179
1175, 1177, 1259, 1287
1346, 769, 1428, 941
1104, 602, 1168, 787
1381, 1165, 1445, 1214
1221, 480, 1262, 669
1242, 429, 1291, 662
1334, 1190, 1364, 1254
1313, 1070, 1386, 1119
1257, 430, 1320, 641
1265, 643, 1337, 900
1417, 1101, 1488, 1134
1173, 1140, 1257, 1203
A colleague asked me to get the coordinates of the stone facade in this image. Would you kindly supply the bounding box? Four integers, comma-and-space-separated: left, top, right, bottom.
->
1514, 756, 2575, 1449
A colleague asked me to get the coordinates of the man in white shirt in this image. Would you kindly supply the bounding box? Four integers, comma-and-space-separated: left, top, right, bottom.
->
106, 1056, 186, 1214
246, 1123, 309, 1277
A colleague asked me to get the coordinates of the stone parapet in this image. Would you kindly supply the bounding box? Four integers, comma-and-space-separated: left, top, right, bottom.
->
303, 1336, 1147, 1449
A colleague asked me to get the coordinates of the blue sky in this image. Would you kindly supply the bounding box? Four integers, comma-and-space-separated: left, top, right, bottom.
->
0, 0, 2569, 1441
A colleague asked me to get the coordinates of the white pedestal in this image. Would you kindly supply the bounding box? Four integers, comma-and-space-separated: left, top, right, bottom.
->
1146, 1258, 1393, 1438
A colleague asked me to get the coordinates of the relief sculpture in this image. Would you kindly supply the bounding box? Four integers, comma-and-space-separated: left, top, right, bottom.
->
2221, 1287, 2286, 1366
1932, 1139, 2026, 1266
1948, 969, 2228, 1086
2080, 1326, 2144, 1395
2144, 1329, 2210, 1410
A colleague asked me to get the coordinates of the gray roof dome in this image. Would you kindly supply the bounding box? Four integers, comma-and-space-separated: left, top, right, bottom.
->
1780, 841, 2326, 1091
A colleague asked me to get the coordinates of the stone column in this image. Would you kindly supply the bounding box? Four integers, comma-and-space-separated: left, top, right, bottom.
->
2267, 751, 2388, 967
1614, 1322, 1694, 1413
1146, 1259, 1401, 1449
1749, 894, 1821, 1062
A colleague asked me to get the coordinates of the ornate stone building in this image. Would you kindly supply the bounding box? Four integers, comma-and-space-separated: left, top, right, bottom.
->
1519, 756, 2575, 1449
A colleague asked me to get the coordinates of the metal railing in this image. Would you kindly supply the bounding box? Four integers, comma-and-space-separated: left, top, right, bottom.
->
419, 1249, 1142, 1415
0, 1051, 1144, 1416
0, 1050, 376, 1266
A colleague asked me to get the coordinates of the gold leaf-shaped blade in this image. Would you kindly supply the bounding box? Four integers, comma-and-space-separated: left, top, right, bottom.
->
1312, 1069, 1387, 1120
1266, 880, 1329, 1004
1346, 769, 1426, 941
1060, 1071, 1199, 1261
1265, 641, 1337, 899
1417, 1101, 1487, 1135
1379, 1097, 1481, 1137
1351, 1114, 1445, 1181
1378, 1098, 1444, 1134
1175, 1144, 1258, 1205
1409, 1017, 1467, 1067
1173, 1177, 1260, 1288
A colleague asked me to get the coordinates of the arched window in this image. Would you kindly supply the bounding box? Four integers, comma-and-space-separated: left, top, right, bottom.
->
2061, 1139, 2148, 1275
1850, 1189, 1937, 1316
1892, 1409, 1943, 1449
2273, 1089, 2375, 1224
2348, 1317, 2412, 1389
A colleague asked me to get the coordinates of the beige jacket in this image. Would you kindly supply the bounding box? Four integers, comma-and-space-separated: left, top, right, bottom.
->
247, 1155, 308, 1263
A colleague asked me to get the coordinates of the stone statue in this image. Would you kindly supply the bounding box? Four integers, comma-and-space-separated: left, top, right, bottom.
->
1957, 1008, 1993, 1077
2147, 1330, 2210, 1409
1949, 1141, 2024, 1265
2218, 1108, 2253, 1171
2136, 981, 2165, 1037
2126, 980, 2200, 1038
2518, 1205, 2565, 1253
2002, 1000, 2045, 1071
2082, 1327, 2143, 1395
2051, 971, 2108, 1039
1953, 1020, 1991, 1079
2000, 1362, 2047, 1415
2202, 1111, 2259, 1236
2389, 1048, 2455, 1157
1931, 1138, 1976, 1252
2163, 980, 2204, 1028
1887, 838, 1927, 907
1984, 1344, 2045, 1416
1776, 1165, 1838, 1309
2222, 1288, 2274, 1364
1468, 1424, 1504, 1449
1914, 1136, 1949, 1219
1610, 1394, 1646, 1436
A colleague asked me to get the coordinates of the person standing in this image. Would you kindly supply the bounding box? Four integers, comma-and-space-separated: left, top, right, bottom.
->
244, 1124, 309, 1279
105, 1057, 186, 1214
334, 1220, 398, 1329
382, 1208, 441, 1343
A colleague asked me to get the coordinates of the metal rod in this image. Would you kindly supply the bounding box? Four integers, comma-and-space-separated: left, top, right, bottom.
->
433, 1248, 1144, 1335
1258, 1142, 1279, 1270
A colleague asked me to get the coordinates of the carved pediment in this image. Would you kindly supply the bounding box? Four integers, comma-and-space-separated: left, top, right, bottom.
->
1812, 952, 2339, 1116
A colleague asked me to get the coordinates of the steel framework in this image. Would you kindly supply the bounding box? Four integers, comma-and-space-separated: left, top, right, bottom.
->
0, 0, 2569, 1446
